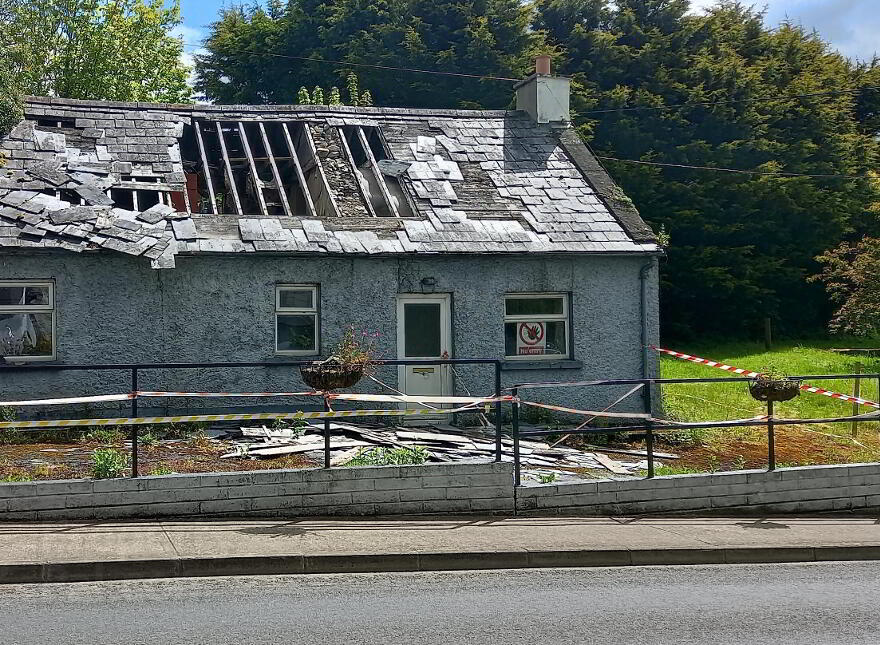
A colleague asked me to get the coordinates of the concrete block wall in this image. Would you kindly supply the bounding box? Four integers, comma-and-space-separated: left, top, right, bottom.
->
0, 462, 514, 521
3, 461, 877, 521
517, 463, 880, 515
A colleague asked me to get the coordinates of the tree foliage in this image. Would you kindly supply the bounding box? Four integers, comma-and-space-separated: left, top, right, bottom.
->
0, 55, 22, 138
538, 0, 880, 338
813, 238, 880, 336
0, 0, 190, 103
195, 0, 541, 108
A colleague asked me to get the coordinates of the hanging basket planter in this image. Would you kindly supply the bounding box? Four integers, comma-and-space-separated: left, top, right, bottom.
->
748, 377, 801, 402
300, 360, 365, 391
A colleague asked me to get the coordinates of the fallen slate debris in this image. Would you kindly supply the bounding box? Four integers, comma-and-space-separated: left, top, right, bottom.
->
216, 421, 660, 481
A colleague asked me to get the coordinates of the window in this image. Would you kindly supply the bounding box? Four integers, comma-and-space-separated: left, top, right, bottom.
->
0, 281, 55, 362
503, 293, 569, 360
275, 285, 319, 355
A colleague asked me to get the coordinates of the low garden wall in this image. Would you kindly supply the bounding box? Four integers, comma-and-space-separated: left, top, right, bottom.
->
517, 463, 880, 515
0, 462, 514, 521
2, 461, 879, 521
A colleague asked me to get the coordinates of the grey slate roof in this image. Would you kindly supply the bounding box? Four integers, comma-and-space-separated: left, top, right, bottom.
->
0, 96, 658, 269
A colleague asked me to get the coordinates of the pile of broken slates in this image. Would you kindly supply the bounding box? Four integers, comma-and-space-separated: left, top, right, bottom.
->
217, 422, 678, 482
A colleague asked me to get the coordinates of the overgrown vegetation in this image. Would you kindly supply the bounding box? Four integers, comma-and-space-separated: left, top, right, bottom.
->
83, 426, 125, 444
92, 448, 127, 479
345, 446, 429, 467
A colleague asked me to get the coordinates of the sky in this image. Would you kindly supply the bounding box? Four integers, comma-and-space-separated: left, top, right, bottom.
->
175, 0, 880, 68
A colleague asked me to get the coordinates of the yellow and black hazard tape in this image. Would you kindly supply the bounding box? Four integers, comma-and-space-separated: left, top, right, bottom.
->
0, 408, 452, 430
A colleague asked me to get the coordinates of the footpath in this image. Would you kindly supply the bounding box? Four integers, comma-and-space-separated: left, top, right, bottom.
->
2, 514, 880, 584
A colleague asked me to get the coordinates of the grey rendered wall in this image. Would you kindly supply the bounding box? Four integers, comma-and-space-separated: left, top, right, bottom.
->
0, 461, 514, 521
0, 250, 659, 416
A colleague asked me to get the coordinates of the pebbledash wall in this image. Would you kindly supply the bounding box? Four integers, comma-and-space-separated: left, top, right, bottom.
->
1, 461, 880, 521
0, 251, 658, 415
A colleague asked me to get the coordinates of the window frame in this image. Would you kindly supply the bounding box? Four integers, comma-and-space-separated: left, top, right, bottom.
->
0, 280, 56, 362
274, 284, 320, 356
503, 292, 570, 361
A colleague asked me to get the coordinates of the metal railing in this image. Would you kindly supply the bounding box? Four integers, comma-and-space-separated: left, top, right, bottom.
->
5, 361, 879, 485
0, 358, 503, 477
510, 373, 880, 487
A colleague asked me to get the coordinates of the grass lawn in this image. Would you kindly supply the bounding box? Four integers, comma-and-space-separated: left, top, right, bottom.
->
659, 339, 880, 423
654, 339, 880, 470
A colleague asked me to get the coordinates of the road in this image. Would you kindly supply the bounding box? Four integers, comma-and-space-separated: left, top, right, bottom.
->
1, 562, 878, 644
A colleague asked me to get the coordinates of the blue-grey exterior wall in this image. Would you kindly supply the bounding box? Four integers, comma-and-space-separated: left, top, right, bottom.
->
0, 250, 659, 418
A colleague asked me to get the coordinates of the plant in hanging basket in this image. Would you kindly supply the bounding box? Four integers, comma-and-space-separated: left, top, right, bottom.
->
748, 367, 801, 402
300, 326, 380, 391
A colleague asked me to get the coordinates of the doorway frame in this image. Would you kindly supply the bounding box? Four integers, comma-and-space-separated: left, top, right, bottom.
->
395, 293, 454, 404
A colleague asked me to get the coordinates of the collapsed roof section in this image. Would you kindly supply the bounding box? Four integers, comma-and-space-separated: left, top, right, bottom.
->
0, 97, 658, 269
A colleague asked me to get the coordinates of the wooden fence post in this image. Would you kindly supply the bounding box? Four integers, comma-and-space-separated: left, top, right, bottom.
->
851, 363, 863, 438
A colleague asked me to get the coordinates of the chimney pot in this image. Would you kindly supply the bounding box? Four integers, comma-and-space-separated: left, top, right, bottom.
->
536, 55, 551, 76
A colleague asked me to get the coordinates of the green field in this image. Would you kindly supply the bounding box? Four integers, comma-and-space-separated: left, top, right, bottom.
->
653, 340, 880, 469
659, 340, 880, 425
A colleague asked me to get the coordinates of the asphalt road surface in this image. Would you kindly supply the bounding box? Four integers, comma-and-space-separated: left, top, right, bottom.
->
2, 562, 878, 644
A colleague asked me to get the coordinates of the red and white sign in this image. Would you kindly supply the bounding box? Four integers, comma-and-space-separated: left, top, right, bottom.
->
517, 322, 546, 355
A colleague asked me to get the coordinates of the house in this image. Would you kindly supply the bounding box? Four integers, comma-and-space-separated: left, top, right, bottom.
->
0, 59, 660, 418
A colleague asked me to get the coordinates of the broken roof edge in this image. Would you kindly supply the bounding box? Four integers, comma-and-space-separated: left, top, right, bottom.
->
22, 95, 515, 119
557, 129, 657, 244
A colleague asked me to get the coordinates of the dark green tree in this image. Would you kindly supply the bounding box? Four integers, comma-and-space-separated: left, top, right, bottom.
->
195, 0, 541, 108
536, 0, 880, 338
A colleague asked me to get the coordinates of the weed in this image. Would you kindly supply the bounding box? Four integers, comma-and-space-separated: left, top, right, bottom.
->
707, 454, 721, 473
0, 428, 23, 445
537, 472, 557, 484
1, 470, 32, 482
345, 446, 429, 467
84, 426, 124, 444
271, 417, 306, 438
187, 434, 216, 452
31, 464, 52, 478
92, 448, 127, 479
139, 429, 159, 446
642, 464, 706, 476
162, 422, 208, 440
731, 455, 747, 471
148, 464, 174, 476
0, 406, 15, 422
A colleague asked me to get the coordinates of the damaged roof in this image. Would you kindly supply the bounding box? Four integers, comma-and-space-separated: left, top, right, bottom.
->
0, 96, 658, 269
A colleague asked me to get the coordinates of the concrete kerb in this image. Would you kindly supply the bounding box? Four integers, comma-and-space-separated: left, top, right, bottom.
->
6, 545, 880, 585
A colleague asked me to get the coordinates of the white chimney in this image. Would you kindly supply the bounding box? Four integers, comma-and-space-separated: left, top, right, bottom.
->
515, 56, 570, 125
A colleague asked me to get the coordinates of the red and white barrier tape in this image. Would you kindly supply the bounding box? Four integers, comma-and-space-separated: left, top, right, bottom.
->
653, 346, 880, 409
135, 391, 318, 398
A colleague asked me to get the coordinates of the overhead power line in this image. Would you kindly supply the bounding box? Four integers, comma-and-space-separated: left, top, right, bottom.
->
181, 42, 520, 82
181, 41, 880, 112
595, 155, 876, 180
582, 86, 880, 115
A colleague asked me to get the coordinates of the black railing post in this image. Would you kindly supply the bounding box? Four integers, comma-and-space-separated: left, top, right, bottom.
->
494, 361, 502, 463
643, 378, 655, 478
767, 399, 775, 471
323, 396, 331, 469
130, 367, 139, 478
512, 387, 521, 487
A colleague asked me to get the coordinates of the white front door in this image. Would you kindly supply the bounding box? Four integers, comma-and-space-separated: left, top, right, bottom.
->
396, 294, 452, 408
